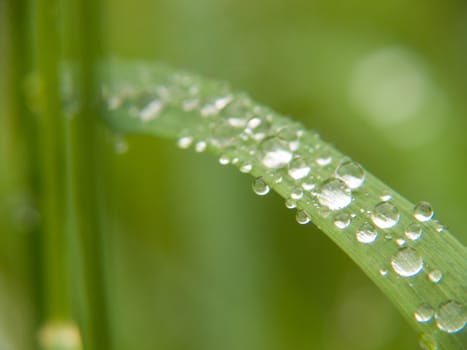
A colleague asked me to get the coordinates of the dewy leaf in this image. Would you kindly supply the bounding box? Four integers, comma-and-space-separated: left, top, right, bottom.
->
92, 59, 466, 349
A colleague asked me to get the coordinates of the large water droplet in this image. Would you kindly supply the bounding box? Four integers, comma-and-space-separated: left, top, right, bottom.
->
371, 202, 400, 229
288, 157, 311, 180
296, 210, 311, 224
414, 201, 434, 222
316, 179, 352, 211
405, 223, 423, 241
390, 247, 424, 277
257, 137, 293, 169
252, 177, 270, 196
334, 213, 351, 229
356, 222, 378, 244
415, 304, 434, 323
335, 160, 366, 189
428, 270, 443, 284
435, 300, 467, 334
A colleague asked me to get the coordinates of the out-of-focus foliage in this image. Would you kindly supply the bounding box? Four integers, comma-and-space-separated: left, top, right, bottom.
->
1, 0, 466, 349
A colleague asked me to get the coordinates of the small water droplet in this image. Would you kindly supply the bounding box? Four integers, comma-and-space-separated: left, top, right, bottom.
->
414, 202, 434, 222
246, 116, 272, 141
335, 160, 366, 189
415, 304, 434, 323
334, 213, 351, 229
257, 137, 293, 169
252, 177, 270, 196
380, 193, 393, 202
405, 223, 423, 241
433, 220, 446, 233
356, 222, 378, 244
195, 141, 207, 152
239, 162, 252, 173
210, 120, 239, 149
396, 238, 407, 247
316, 154, 332, 166
379, 269, 389, 277
139, 99, 163, 122
419, 333, 438, 350
288, 157, 311, 180
435, 300, 467, 334
177, 136, 193, 149
296, 210, 311, 224
371, 202, 400, 229
219, 155, 230, 165
390, 247, 424, 277
316, 179, 352, 211
291, 188, 303, 200
428, 270, 443, 284
285, 198, 297, 209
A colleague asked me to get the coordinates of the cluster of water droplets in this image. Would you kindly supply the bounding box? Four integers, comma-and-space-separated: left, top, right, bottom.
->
101, 62, 466, 343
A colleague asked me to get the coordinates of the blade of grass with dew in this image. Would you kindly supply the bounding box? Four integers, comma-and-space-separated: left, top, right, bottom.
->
93, 59, 467, 350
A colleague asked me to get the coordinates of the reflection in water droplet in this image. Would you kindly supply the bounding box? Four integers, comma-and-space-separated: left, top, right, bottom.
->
252, 177, 270, 196
414, 201, 434, 222
435, 300, 467, 334
316, 179, 352, 211
428, 270, 443, 284
258, 137, 293, 169
296, 210, 311, 224
335, 160, 366, 189
396, 238, 407, 247
334, 213, 351, 229
380, 193, 393, 202
356, 222, 378, 244
405, 223, 423, 241
371, 202, 400, 229
415, 304, 434, 323
288, 157, 311, 180
379, 269, 389, 277
390, 247, 424, 277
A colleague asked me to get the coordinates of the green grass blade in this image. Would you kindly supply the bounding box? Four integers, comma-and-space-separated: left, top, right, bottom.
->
95, 59, 467, 350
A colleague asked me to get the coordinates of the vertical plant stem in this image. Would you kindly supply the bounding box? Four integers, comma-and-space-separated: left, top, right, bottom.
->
64, 0, 112, 348
35, 0, 72, 324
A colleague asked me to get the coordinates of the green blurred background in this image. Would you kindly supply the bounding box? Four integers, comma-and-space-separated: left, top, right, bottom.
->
1, 0, 467, 349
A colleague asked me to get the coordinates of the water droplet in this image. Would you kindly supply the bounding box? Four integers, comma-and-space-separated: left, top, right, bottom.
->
219, 155, 230, 165
419, 333, 438, 350
177, 136, 193, 149
301, 177, 316, 191
210, 120, 239, 149
246, 116, 272, 141
390, 247, 424, 277
252, 177, 270, 196
257, 137, 293, 169
316, 179, 352, 211
316, 154, 332, 166
415, 304, 434, 323
414, 202, 434, 222
379, 269, 389, 277
182, 97, 200, 111
334, 213, 351, 229
433, 220, 446, 233
371, 202, 400, 229
195, 141, 207, 152
200, 95, 233, 116
139, 99, 163, 122
239, 162, 252, 173
435, 300, 467, 334
288, 157, 311, 180
380, 193, 393, 202
396, 238, 407, 247
335, 160, 366, 189
356, 222, 378, 244
428, 270, 443, 284
296, 210, 311, 224
285, 198, 297, 209
291, 188, 303, 200
405, 223, 423, 241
